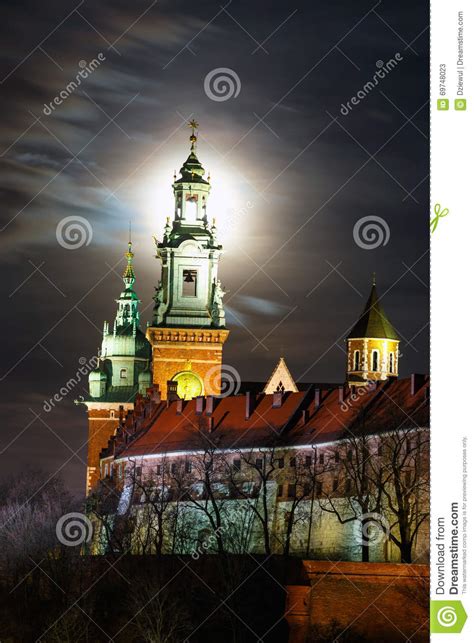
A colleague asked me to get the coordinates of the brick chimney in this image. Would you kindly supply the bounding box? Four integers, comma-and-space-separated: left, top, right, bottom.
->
314, 388, 321, 411
195, 396, 204, 415
245, 391, 255, 420
410, 373, 425, 396
273, 391, 283, 408
207, 416, 214, 432
167, 380, 179, 403
176, 399, 184, 415
338, 385, 345, 404
206, 396, 215, 416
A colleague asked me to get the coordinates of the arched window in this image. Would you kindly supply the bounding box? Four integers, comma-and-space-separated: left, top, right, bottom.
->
185, 196, 198, 222
389, 352, 394, 373
372, 350, 379, 371
353, 350, 360, 371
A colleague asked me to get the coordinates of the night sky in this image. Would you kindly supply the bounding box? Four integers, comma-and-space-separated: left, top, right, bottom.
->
0, 0, 429, 494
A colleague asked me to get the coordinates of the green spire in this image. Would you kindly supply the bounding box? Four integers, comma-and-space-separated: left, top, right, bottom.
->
123, 240, 135, 288
347, 278, 399, 340
114, 233, 140, 331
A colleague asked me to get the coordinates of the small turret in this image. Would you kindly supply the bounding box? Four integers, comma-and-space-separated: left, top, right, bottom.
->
89, 364, 107, 398
346, 274, 400, 385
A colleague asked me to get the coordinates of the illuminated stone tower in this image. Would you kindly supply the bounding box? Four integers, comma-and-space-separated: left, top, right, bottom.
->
146, 120, 229, 400
346, 275, 400, 385
78, 238, 151, 492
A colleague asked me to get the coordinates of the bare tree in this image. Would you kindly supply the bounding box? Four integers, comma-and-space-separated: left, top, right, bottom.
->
228, 446, 279, 555
173, 425, 230, 555
373, 427, 430, 563
130, 581, 192, 643
318, 432, 384, 563
278, 451, 316, 557
126, 457, 180, 555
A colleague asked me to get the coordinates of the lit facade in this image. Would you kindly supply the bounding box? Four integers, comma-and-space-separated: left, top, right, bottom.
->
146, 121, 228, 400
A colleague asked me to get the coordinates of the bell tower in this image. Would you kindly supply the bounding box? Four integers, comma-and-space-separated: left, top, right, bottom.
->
77, 236, 152, 493
346, 275, 400, 386
146, 120, 229, 400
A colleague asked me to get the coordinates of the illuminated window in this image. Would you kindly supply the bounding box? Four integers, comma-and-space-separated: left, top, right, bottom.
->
120, 368, 127, 379
182, 269, 197, 297
389, 352, 394, 373
372, 350, 379, 371
354, 350, 360, 370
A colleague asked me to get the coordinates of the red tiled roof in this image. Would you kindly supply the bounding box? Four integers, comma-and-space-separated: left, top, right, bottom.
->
112, 375, 429, 460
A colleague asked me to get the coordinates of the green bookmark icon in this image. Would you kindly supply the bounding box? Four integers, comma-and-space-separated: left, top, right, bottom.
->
430, 601, 467, 633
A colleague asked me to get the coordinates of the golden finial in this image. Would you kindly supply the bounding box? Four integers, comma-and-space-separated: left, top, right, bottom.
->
123, 224, 135, 283
188, 119, 199, 146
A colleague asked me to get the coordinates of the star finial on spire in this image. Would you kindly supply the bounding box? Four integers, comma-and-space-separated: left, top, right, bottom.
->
188, 118, 199, 149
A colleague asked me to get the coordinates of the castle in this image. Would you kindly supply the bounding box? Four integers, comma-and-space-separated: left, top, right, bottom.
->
78, 122, 429, 564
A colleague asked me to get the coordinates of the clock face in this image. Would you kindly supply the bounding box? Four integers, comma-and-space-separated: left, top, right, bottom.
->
172, 371, 203, 400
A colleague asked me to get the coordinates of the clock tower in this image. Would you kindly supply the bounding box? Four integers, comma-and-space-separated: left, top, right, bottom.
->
146, 121, 229, 400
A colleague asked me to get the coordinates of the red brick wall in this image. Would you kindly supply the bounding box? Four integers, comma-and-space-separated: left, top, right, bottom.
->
87, 410, 120, 493
286, 561, 429, 642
